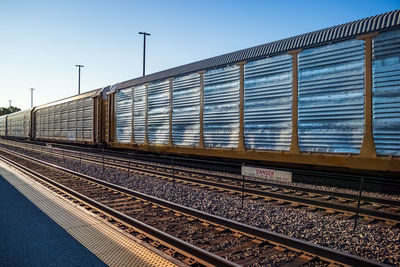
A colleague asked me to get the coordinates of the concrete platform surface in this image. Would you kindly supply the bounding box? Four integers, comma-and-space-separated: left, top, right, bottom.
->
0, 160, 177, 267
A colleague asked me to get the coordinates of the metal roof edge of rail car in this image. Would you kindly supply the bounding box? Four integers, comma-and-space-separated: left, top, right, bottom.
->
115, 9, 400, 91
34, 87, 105, 111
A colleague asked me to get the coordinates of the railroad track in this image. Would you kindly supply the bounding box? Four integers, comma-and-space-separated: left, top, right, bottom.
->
2, 140, 399, 229
0, 147, 385, 266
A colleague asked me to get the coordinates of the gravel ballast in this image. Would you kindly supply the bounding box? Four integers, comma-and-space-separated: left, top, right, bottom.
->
2, 143, 399, 265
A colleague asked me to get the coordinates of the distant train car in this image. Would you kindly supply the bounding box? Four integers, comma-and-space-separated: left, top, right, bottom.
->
106, 10, 400, 173
0, 115, 7, 137
6, 109, 33, 139
33, 87, 109, 145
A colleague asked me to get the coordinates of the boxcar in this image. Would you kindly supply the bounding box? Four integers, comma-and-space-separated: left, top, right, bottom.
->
33, 88, 106, 145
6, 109, 33, 139
106, 10, 400, 173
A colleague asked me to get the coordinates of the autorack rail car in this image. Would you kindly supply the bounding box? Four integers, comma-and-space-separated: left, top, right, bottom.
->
1, 10, 399, 174
106, 10, 400, 173
6, 109, 33, 139
0, 115, 7, 137
32, 87, 109, 145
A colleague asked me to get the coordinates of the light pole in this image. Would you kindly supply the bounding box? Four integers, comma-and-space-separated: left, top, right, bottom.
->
75, 65, 84, 94
138, 32, 151, 76
30, 88, 35, 108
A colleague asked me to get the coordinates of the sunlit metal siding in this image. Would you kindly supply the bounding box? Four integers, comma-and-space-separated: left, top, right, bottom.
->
34, 97, 94, 142
172, 73, 201, 146
61, 103, 68, 139
35, 110, 41, 138
0, 115, 7, 136
134, 85, 146, 144
372, 29, 400, 156
244, 55, 293, 151
116, 10, 400, 91
8, 110, 31, 138
298, 39, 365, 154
82, 98, 94, 141
54, 105, 61, 140
115, 88, 133, 143
204, 65, 240, 148
67, 102, 76, 140
76, 101, 83, 140
148, 80, 170, 145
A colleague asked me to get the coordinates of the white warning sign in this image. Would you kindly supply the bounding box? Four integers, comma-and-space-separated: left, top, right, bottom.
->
241, 165, 292, 183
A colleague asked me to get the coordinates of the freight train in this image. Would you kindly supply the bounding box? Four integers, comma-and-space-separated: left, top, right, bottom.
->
1, 10, 400, 173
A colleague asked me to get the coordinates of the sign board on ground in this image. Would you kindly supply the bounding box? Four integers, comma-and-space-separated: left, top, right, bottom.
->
241, 165, 292, 183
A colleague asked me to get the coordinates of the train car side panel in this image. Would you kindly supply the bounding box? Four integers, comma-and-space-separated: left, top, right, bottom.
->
148, 80, 170, 145
7, 109, 32, 139
0, 115, 7, 136
115, 88, 133, 143
203, 65, 240, 148
372, 29, 400, 156
244, 54, 293, 151
134, 85, 146, 144
172, 73, 201, 146
298, 39, 365, 154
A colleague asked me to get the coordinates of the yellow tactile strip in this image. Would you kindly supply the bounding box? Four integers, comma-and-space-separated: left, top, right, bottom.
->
0, 161, 177, 267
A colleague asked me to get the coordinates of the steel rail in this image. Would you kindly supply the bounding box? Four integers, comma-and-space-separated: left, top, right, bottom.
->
28, 145, 400, 221
0, 153, 238, 267
1, 142, 399, 223
0, 148, 387, 267
3, 139, 398, 207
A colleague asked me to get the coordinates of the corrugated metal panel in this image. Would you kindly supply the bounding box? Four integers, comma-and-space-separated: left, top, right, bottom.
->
372, 29, 400, 156
54, 106, 61, 139
83, 97, 94, 141
116, 10, 400, 92
67, 102, 76, 140
33, 97, 94, 142
172, 73, 201, 146
115, 88, 133, 143
204, 65, 240, 148
298, 39, 365, 154
148, 80, 170, 145
48, 106, 54, 139
0, 115, 7, 136
133, 85, 146, 144
244, 54, 293, 151
76, 101, 83, 140
35, 110, 41, 138
61, 103, 68, 139
7, 110, 31, 138
82, 98, 93, 141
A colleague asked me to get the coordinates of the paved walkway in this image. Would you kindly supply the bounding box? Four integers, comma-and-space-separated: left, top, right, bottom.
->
0, 166, 106, 266
0, 161, 177, 267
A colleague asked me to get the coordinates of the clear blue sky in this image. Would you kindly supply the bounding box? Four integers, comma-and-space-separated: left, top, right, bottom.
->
1, 0, 399, 110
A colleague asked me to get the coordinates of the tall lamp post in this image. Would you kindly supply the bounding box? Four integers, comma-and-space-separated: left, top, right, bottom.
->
75, 65, 84, 95
138, 32, 151, 76
30, 88, 35, 108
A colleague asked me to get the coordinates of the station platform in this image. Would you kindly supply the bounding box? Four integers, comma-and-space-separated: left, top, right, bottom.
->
0, 160, 177, 267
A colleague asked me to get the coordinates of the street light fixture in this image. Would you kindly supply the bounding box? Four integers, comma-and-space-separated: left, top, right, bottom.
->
30, 88, 35, 108
138, 32, 151, 76
75, 65, 84, 95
